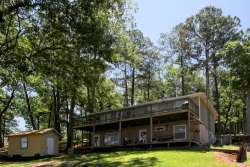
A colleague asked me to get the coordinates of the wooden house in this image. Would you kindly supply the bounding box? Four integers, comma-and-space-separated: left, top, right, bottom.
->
73, 93, 218, 149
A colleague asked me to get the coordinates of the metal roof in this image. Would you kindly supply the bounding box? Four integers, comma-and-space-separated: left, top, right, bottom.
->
8, 128, 61, 137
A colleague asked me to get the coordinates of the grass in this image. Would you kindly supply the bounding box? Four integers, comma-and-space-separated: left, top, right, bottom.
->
210, 145, 239, 150
247, 152, 250, 165
0, 148, 238, 167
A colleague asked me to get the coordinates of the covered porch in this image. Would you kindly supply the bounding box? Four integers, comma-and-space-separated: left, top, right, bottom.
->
74, 110, 201, 150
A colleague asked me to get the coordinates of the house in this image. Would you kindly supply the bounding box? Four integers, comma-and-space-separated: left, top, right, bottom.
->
73, 93, 218, 149
8, 128, 60, 157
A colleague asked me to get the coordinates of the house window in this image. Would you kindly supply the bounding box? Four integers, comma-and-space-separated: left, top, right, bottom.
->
20, 136, 28, 149
104, 132, 119, 146
155, 126, 166, 132
174, 125, 186, 140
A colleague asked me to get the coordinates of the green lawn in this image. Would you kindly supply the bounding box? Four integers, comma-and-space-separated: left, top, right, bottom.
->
210, 145, 239, 150
247, 153, 250, 165
0, 149, 238, 167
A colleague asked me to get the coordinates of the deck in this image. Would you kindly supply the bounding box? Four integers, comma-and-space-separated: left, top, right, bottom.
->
73, 97, 199, 129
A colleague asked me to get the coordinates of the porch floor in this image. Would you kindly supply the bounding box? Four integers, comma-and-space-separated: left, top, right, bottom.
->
74, 140, 202, 153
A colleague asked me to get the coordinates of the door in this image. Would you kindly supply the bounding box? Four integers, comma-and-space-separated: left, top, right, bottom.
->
93, 134, 100, 147
47, 137, 55, 155
139, 129, 147, 143
174, 124, 186, 140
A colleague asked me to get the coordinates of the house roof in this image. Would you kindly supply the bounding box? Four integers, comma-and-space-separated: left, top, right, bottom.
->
8, 128, 61, 137
89, 92, 218, 119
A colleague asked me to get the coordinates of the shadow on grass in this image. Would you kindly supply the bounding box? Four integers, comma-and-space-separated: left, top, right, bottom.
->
59, 155, 158, 167
0, 147, 210, 167
57, 147, 209, 167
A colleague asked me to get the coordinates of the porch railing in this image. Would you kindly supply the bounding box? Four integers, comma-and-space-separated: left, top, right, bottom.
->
73, 98, 199, 127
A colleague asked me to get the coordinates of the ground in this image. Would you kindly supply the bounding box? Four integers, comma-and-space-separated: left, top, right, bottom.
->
1, 147, 250, 167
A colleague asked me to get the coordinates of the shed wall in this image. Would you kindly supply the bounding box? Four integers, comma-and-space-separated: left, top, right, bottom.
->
8, 131, 59, 157
8, 135, 42, 157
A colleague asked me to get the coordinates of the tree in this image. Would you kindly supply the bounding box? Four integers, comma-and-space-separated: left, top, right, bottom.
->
221, 39, 250, 134
161, 23, 192, 95
184, 6, 241, 106
175, 6, 242, 134
162, 65, 205, 97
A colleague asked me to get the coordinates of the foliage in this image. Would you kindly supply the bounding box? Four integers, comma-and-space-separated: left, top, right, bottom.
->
0, 1, 250, 149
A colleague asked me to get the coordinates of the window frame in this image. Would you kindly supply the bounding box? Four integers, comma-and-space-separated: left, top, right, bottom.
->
104, 132, 119, 146
20, 136, 28, 149
173, 124, 186, 140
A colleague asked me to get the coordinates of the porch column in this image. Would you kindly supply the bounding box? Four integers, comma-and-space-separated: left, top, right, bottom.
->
91, 125, 95, 148
188, 110, 191, 147
119, 121, 122, 145
150, 117, 153, 143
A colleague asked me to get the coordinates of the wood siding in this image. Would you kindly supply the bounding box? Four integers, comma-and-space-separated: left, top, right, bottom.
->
8, 131, 59, 157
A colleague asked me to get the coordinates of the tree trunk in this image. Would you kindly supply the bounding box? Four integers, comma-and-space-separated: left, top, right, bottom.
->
0, 117, 2, 148
147, 73, 150, 101
37, 115, 40, 130
87, 87, 92, 113
0, 88, 15, 148
67, 94, 76, 151
87, 85, 96, 113
246, 88, 250, 135
213, 65, 221, 134
124, 63, 129, 107
48, 111, 51, 128
223, 97, 232, 134
205, 48, 210, 98
23, 82, 37, 130
180, 55, 185, 96
52, 86, 61, 133
91, 85, 96, 113
0, 89, 15, 119
3, 117, 6, 146
131, 67, 135, 106
213, 62, 220, 112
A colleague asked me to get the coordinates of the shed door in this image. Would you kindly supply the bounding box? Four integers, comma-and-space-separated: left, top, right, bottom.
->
47, 137, 55, 155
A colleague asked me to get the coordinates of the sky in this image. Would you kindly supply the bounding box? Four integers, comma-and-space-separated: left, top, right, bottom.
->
16, 0, 250, 131
133, 0, 250, 43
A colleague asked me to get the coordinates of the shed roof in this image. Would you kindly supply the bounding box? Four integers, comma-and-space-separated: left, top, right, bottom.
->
8, 128, 61, 137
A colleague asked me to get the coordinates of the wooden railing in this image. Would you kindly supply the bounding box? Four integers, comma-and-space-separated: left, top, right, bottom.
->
73, 98, 199, 127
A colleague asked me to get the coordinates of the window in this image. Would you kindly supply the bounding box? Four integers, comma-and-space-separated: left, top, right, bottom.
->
104, 132, 119, 146
174, 125, 186, 140
139, 129, 147, 143
155, 126, 166, 132
175, 100, 189, 108
106, 113, 111, 121
20, 136, 28, 149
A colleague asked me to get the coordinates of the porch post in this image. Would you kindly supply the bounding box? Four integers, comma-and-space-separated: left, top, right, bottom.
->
92, 125, 95, 148
188, 109, 191, 147
119, 121, 122, 145
150, 116, 153, 144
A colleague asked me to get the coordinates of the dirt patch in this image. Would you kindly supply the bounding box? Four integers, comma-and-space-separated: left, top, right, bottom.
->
215, 152, 250, 167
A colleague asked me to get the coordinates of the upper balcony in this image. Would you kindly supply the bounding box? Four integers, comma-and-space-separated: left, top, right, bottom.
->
73, 97, 199, 128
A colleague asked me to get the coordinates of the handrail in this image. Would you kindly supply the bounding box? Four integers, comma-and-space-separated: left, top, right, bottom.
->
73, 98, 199, 127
